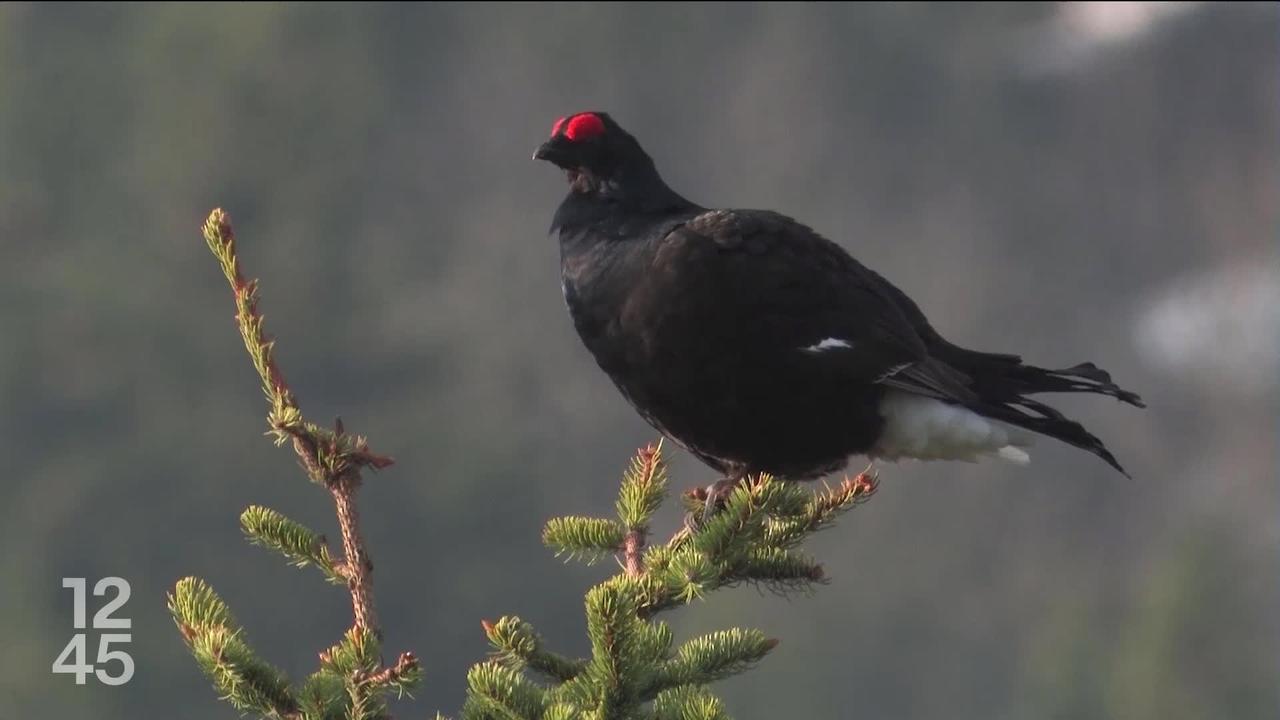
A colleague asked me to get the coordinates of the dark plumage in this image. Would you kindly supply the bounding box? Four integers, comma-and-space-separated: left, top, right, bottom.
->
535, 111, 1144, 480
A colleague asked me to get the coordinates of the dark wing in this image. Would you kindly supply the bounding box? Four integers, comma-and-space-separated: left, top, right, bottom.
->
645, 208, 970, 399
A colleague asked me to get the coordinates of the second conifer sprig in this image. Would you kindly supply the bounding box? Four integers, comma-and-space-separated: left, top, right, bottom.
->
465, 441, 877, 719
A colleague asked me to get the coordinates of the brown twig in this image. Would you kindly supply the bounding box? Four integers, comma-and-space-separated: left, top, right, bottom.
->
332, 473, 378, 633
362, 651, 420, 687
623, 529, 645, 577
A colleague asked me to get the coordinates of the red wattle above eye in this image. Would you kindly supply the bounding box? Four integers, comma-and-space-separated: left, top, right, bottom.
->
565, 113, 605, 141
550, 116, 567, 138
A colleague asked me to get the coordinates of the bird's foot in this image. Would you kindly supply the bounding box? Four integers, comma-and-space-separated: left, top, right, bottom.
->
682, 475, 747, 530
703, 476, 741, 519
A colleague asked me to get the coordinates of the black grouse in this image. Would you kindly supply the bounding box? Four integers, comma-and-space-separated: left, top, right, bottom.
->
535, 111, 1144, 482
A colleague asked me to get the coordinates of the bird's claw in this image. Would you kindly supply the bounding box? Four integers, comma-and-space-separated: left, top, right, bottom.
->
702, 476, 743, 522
680, 476, 743, 530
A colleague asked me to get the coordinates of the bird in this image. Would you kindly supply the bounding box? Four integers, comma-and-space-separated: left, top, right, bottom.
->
534, 111, 1144, 488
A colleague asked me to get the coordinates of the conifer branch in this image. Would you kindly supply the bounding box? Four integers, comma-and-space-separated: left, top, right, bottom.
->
650, 629, 776, 690
734, 547, 825, 587
459, 442, 879, 719
615, 441, 668, 530
616, 441, 666, 577
241, 505, 345, 583
482, 617, 588, 682
363, 651, 423, 696
200, 208, 390, 633
461, 663, 549, 720
543, 516, 627, 564
175, 208, 419, 719
168, 577, 300, 719
764, 470, 878, 548
651, 686, 730, 720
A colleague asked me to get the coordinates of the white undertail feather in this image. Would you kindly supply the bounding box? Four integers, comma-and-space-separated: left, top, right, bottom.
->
872, 390, 1034, 465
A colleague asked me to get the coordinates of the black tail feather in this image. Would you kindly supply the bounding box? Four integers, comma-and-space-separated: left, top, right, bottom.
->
946, 347, 1146, 409
972, 396, 1132, 478
1019, 361, 1146, 408
938, 348, 1143, 476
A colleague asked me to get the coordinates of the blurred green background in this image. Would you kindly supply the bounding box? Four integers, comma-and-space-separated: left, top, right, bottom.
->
2, 2, 1276, 718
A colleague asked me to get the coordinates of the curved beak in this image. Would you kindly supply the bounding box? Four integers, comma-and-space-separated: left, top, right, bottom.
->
533, 136, 571, 165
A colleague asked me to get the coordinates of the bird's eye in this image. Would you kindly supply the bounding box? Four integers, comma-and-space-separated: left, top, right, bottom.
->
564, 113, 605, 142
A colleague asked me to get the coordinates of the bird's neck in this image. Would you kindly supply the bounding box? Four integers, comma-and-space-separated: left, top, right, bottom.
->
554, 162, 701, 334
551, 160, 698, 238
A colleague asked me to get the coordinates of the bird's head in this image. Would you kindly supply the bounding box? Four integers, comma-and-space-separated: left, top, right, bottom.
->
533, 111, 656, 195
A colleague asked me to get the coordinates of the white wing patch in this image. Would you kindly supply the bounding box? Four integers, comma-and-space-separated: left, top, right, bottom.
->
802, 337, 853, 353
871, 390, 1034, 465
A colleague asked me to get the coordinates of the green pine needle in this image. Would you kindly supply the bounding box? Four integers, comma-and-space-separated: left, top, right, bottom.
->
651, 629, 777, 691
484, 616, 587, 682
657, 548, 718, 606
319, 626, 382, 677
298, 672, 348, 720
241, 505, 344, 583
652, 686, 731, 720
543, 516, 627, 564
169, 576, 235, 631
167, 577, 297, 717
463, 663, 547, 720
541, 703, 584, 720
583, 578, 653, 710
690, 482, 767, 561
734, 547, 825, 590
615, 441, 668, 531
764, 473, 875, 548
